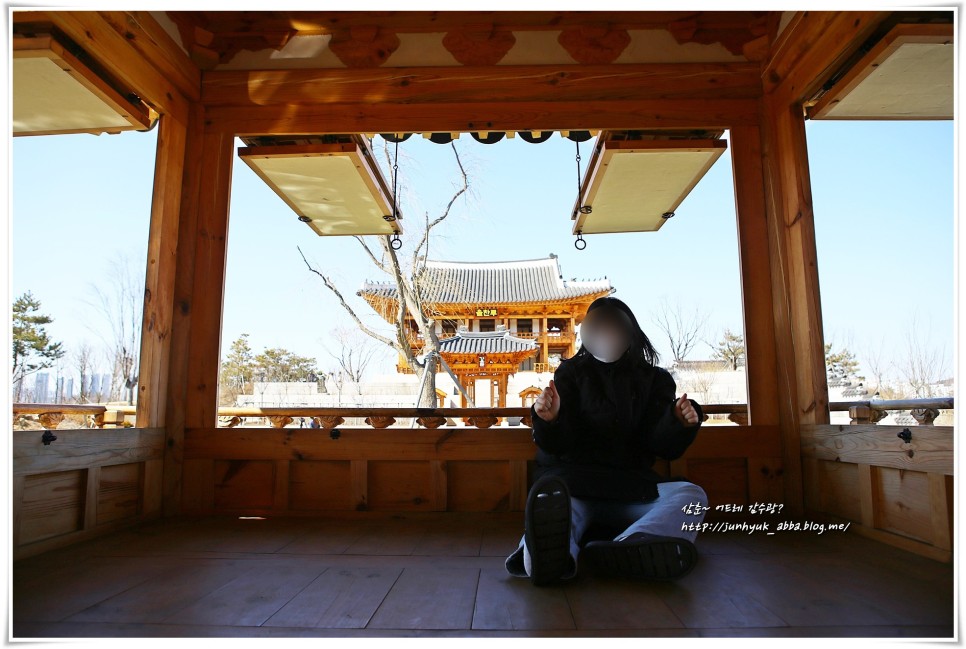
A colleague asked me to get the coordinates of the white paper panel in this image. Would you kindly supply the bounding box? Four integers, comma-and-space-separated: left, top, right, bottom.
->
13, 57, 137, 134
574, 142, 726, 235
244, 151, 400, 236
820, 43, 953, 119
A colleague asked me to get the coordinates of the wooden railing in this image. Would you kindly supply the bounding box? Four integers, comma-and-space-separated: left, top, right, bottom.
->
404, 328, 575, 347
11, 398, 954, 561
13, 397, 953, 429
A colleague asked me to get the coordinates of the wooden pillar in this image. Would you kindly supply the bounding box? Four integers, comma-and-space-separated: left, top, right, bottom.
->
183, 129, 235, 427
163, 108, 235, 516
136, 113, 187, 430
541, 316, 549, 364
569, 315, 576, 357
729, 125, 781, 427
136, 112, 189, 519
750, 11, 885, 518
759, 96, 830, 426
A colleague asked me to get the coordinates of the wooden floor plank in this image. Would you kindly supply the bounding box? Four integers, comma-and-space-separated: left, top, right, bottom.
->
472, 567, 575, 631
275, 522, 371, 555
709, 554, 898, 627
265, 566, 403, 629
773, 550, 953, 626
14, 556, 178, 623
564, 575, 686, 630
65, 560, 243, 624
169, 562, 327, 627
367, 566, 481, 630
480, 523, 523, 557
412, 522, 483, 556
652, 557, 787, 629
12, 514, 954, 638
343, 523, 427, 556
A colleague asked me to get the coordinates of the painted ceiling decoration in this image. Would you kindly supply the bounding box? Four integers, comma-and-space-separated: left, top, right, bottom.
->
159, 11, 776, 70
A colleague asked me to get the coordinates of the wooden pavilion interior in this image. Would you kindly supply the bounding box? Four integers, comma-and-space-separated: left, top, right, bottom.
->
10, 9, 956, 638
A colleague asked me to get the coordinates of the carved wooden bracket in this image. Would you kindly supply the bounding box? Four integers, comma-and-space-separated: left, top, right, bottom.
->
849, 405, 889, 425
37, 413, 64, 429
268, 415, 294, 428
911, 408, 940, 426
314, 416, 345, 431
667, 15, 770, 58
365, 416, 396, 429
466, 415, 498, 429
416, 416, 448, 429
558, 24, 630, 65
727, 412, 748, 426
329, 26, 400, 68
442, 25, 516, 66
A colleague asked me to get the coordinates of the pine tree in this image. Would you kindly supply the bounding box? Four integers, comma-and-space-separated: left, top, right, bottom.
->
253, 348, 318, 382
713, 329, 745, 371
12, 292, 65, 401
825, 343, 863, 382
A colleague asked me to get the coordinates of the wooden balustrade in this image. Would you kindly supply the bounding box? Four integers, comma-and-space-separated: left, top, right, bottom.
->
13, 398, 954, 429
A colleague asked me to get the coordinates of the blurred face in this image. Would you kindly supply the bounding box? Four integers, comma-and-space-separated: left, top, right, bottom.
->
580, 306, 633, 363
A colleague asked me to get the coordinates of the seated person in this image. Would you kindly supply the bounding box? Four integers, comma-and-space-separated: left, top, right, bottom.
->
506, 296, 708, 585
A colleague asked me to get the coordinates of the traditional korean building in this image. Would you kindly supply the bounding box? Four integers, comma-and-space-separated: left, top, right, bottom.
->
358, 254, 613, 406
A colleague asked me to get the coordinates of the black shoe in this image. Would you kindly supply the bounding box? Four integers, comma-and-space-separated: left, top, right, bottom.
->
524, 475, 572, 586
583, 532, 698, 580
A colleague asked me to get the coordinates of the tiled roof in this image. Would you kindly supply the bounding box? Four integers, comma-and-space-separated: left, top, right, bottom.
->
437, 330, 538, 355
359, 255, 612, 304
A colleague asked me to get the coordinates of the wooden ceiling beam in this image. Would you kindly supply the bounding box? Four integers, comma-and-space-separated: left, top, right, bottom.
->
205, 98, 759, 136
169, 10, 771, 36
762, 10, 889, 103
202, 62, 762, 107
30, 11, 200, 120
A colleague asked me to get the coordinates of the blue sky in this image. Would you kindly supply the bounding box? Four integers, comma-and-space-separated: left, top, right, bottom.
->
9, 120, 956, 382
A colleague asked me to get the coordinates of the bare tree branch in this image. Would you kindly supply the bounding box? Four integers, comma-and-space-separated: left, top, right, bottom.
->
651, 296, 710, 364
297, 246, 397, 350
414, 142, 468, 272
354, 235, 388, 274
301, 136, 473, 407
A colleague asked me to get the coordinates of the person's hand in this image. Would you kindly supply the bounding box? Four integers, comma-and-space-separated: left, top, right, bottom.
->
674, 393, 700, 427
534, 379, 561, 423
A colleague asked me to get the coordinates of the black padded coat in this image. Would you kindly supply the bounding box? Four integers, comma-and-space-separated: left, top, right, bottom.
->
530, 352, 703, 503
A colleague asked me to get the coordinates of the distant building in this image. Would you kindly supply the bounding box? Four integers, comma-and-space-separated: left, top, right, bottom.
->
33, 372, 49, 403
359, 254, 614, 407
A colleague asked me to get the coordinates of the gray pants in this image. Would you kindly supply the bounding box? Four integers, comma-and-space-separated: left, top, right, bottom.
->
505, 481, 708, 578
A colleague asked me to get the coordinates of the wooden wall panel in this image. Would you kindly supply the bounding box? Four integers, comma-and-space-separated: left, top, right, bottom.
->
180, 426, 786, 516
873, 466, 931, 544
182, 458, 214, 514
213, 460, 275, 510
367, 461, 433, 511
20, 470, 85, 545
746, 457, 785, 505
806, 460, 861, 522
684, 458, 748, 509
13, 428, 164, 476
447, 461, 511, 512
289, 461, 353, 511
97, 462, 143, 525
801, 424, 952, 474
